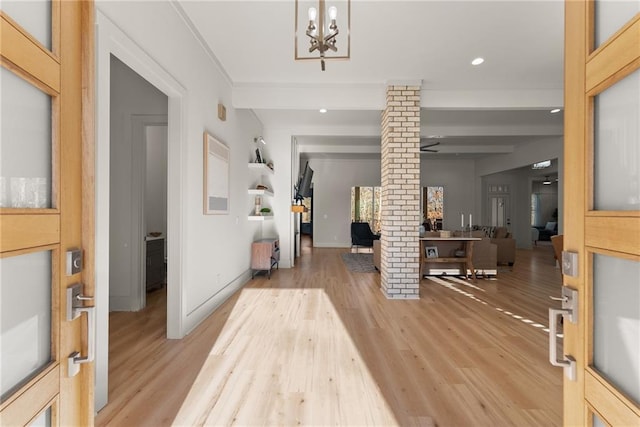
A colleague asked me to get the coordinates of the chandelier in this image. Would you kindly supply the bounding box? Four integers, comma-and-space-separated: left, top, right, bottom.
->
295, 0, 350, 71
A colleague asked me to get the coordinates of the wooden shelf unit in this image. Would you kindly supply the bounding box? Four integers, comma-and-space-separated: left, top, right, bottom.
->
248, 163, 274, 220
420, 237, 480, 281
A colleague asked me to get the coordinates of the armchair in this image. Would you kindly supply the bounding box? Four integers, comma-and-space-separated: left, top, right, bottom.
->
351, 222, 380, 252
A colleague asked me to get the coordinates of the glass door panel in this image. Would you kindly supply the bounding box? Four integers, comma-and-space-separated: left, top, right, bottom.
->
0, 250, 52, 399
0, 67, 52, 209
592, 253, 640, 404
593, 68, 639, 211
594, 1, 640, 48
592, 411, 607, 427
30, 406, 52, 427
0, 0, 52, 50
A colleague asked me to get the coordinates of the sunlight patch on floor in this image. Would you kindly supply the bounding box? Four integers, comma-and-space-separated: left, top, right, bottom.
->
426, 277, 562, 337
173, 288, 398, 426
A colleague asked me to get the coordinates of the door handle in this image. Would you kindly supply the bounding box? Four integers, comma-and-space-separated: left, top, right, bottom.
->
547, 286, 578, 381
548, 308, 576, 381
71, 305, 95, 364
66, 283, 95, 377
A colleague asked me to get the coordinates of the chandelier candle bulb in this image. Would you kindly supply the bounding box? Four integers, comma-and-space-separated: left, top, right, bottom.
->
308, 7, 317, 21
328, 6, 337, 20
469, 214, 472, 228
461, 213, 464, 228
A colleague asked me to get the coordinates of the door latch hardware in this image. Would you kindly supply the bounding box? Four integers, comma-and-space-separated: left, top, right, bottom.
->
548, 286, 578, 381
66, 283, 95, 377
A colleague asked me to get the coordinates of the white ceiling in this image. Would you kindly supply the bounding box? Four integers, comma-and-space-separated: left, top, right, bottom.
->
176, 0, 566, 159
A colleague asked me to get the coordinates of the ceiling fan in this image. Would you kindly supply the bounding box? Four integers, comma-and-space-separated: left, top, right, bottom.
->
420, 141, 440, 152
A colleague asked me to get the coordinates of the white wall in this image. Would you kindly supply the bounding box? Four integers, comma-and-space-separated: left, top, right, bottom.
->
98, 0, 263, 333
109, 56, 168, 311
420, 158, 477, 231
532, 181, 559, 227
475, 136, 563, 177
308, 158, 382, 248
482, 169, 531, 248
146, 125, 168, 253
476, 136, 564, 247
260, 129, 294, 266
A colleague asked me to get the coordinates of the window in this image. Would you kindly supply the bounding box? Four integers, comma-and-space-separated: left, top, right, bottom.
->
531, 193, 540, 226
422, 186, 444, 227
351, 186, 381, 233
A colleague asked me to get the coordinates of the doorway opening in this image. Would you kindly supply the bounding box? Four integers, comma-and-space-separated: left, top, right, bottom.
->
108, 55, 168, 312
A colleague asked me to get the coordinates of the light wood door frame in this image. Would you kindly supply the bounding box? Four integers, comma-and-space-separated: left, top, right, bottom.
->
564, 3, 640, 426
0, 1, 95, 425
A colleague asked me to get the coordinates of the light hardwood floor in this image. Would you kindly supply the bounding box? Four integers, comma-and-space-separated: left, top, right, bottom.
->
96, 239, 563, 426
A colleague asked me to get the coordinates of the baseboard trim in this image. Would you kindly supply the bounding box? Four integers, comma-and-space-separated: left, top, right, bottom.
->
183, 269, 251, 335
313, 242, 352, 248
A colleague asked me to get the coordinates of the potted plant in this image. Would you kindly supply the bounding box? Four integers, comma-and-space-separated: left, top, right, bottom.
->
260, 207, 271, 216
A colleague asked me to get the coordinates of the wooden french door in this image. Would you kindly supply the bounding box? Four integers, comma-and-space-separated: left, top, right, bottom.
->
0, 1, 95, 425
563, 2, 639, 426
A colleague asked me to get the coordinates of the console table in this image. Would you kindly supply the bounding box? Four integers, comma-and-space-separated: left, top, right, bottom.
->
419, 237, 481, 281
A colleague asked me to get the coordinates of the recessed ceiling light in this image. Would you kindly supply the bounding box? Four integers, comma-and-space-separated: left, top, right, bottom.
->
471, 57, 484, 66
319, 108, 327, 113
550, 108, 561, 113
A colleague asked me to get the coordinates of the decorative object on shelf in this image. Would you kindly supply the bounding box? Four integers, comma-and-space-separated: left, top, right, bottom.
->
295, 0, 350, 71
260, 207, 272, 215
255, 147, 263, 164
255, 196, 262, 215
254, 136, 266, 145
148, 231, 162, 237
256, 184, 269, 190
425, 246, 438, 259
439, 230, 452, 238
203, 132, 229, 215
266, 162, 274, 171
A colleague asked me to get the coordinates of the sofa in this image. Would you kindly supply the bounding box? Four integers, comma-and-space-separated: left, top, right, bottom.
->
535, 221, 558, 241
471, 226, 516, 266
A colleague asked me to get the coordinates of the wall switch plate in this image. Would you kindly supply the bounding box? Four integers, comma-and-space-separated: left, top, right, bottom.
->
562, 251, 578, 277
66, 249, 82, 276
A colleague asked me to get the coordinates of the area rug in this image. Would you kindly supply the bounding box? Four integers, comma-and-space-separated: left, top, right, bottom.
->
341, 253, 377, 273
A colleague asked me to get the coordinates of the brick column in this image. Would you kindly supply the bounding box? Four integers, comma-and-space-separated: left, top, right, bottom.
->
380, 84, 421, 299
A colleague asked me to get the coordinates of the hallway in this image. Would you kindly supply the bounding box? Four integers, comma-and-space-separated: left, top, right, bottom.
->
96, 244, 563, 426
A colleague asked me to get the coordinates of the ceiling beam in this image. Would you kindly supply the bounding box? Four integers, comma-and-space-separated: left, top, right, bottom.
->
233, 84, 563, 111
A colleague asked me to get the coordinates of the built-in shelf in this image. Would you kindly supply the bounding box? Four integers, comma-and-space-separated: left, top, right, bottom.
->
248, 162, 274, 221
248, 163, 274, 174
248, 188, 274, 197
248, 215, 274, 221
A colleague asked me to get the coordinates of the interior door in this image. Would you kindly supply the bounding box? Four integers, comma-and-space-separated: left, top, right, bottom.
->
487, 184, 510, 228
563, 3, 639, 426
0, 1, 95, 425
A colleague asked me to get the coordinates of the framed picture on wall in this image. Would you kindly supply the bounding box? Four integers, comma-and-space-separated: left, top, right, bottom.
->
203, 132, 229, 214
